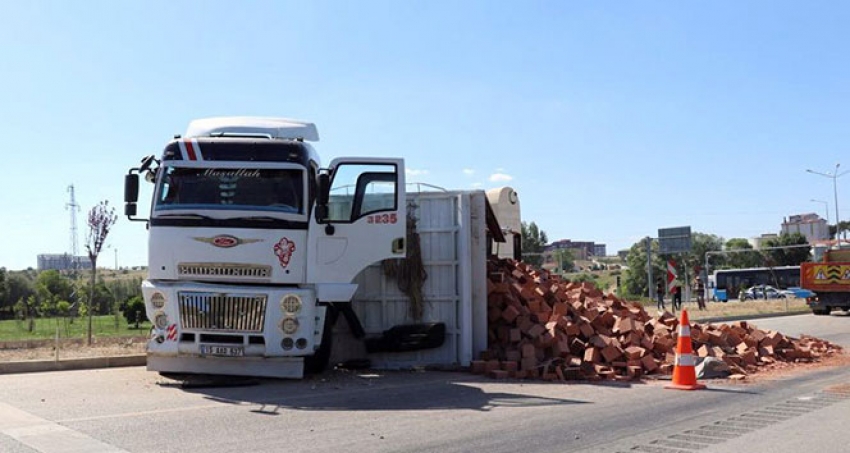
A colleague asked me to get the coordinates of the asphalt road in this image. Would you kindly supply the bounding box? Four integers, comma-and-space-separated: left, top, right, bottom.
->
0, 313, 848, 453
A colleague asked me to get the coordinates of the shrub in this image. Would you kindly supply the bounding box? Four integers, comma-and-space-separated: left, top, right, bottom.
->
123, 296, 146, 327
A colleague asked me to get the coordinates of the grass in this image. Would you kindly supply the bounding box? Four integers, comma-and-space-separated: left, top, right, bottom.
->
0, 315, 149, 342
652, 297, 811, 322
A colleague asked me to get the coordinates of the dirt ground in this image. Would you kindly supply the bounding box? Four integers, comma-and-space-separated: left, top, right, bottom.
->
0, 337, 146, 362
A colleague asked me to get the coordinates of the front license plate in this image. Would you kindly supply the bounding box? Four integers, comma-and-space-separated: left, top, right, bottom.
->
200, 345, 244, 357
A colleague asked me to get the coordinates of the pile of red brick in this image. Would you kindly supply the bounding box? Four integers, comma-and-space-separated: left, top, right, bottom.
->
471, 259, 842, 381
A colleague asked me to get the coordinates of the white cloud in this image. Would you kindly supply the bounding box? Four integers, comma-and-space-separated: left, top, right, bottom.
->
489, 173, 513, 182
471, 182, 483, 188
406, 168, 429, 177
463, 168, 475, 176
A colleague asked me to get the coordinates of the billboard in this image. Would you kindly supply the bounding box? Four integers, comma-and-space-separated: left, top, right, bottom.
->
658, 226, 692, 255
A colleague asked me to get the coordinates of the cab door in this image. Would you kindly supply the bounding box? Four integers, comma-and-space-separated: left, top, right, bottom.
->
306, 158, 406, 284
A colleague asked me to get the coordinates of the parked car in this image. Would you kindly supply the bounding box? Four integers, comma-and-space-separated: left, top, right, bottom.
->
739, 285, 784, 301
780, 287, 815, 299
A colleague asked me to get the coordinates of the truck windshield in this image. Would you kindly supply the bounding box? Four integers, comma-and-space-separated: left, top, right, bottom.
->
155, 166, 304, 214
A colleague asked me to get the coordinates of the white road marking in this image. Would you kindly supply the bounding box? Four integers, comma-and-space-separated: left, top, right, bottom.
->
0, 402, 128, 453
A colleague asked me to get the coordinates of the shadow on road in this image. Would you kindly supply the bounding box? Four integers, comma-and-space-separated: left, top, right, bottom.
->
161, 370, 593, 414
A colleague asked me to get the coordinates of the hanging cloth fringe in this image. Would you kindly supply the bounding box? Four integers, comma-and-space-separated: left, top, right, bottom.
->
382, 209, 427, 321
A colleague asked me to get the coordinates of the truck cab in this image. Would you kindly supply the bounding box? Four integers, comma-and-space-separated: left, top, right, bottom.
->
800, 246, 850, 315
124, 117, 406, 378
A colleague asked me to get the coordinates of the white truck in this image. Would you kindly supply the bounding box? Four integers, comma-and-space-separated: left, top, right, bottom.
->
124, 117, 520, 378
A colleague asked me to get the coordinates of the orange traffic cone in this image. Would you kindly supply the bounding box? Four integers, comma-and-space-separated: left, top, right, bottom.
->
665, 309, 706, 391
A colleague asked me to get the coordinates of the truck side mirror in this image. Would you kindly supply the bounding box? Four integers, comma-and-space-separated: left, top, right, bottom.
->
124, 173, 139, 219
317, 173, 330, 205
125, 173, 139, 203
315, 172, 330, 222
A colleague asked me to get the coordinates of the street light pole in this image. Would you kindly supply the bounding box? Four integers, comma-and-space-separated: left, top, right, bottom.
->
806, 164, 850, 240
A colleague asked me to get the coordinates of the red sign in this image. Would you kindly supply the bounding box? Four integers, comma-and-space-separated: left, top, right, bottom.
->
667, 259, 678, 292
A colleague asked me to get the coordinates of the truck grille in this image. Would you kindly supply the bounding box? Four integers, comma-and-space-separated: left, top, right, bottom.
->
178, 263, 272, 279
178, 292, 267, 332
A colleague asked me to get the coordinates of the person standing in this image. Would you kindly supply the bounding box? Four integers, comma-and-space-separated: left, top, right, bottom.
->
656, 281, 665, 311
694, 276, 706, 310
672, 283, 682, 311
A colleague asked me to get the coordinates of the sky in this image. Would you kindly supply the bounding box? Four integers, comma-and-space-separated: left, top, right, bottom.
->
1, 1, 849, 271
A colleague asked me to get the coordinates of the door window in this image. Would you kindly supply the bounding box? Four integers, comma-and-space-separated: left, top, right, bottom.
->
327, 164, 398, 223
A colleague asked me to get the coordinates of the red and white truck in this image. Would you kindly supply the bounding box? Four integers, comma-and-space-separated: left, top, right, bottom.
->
800, 247, 850, 315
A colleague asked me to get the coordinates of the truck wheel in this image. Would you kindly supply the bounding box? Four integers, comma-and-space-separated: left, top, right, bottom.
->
304, 306, 336, 375
812, 308, 831, 316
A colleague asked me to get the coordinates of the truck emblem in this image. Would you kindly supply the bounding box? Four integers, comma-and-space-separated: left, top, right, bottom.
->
274, 237, 296, 269
193, 235, 262, 248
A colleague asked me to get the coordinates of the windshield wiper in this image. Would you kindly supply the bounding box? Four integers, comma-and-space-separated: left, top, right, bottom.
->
157, 213, 213, 220
235, 216, 280, 222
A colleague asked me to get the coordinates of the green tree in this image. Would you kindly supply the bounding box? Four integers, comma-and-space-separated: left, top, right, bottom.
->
4, 273, 35, 314
35, 270, 75, 303
85, 200, 118, 345
521, 221, 548, 266
622, 238, 666, 298
570, 273, 600, 290
724, 238, 762, 269
763, 233, 811, 266
829, 220, 850, 239
552, 248, 575, 273
123, 296, 146, 328
0, 267, 6, 311
681, 233, 724, 277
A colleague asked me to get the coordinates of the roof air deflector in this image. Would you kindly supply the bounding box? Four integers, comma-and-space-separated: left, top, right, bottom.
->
185, 117, 320, 142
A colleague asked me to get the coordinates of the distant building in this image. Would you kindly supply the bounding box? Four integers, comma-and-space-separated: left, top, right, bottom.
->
617, 250, 629, 260
37, 254, 92, 272
593, 244, 607, 257
749, 234, 779, 250
781, 213, 829, 244
542, 239, 607, 271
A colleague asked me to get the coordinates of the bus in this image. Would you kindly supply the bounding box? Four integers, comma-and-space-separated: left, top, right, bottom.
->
710, 266, 801, 302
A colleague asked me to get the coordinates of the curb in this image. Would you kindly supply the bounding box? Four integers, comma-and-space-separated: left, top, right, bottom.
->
0, 355, 146, 375
695, 310, 811, 325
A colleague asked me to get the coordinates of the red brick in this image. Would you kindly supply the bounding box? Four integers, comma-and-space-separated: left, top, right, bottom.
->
624, 346, 646, 360
601, 345, 623, 363
527, 324, 546, 339
489, 369, 509, 379
521, 357, 538, 371
501, 361, 518, 373
584, 347, 601, 363
470, 360, 486, 374
484, 359, 501, 374
501, 305, 520, 323
640, 354, 658, 372
505, 349, 521, 362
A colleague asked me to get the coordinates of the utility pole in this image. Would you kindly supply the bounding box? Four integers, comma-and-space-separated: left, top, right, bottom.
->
807, 164, 849, 240
65, 185, 80, 255
645, 237, 653, 300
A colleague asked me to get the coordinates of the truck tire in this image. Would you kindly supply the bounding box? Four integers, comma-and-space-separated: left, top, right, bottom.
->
304, 305, 337, 375
812, 308, 831, 316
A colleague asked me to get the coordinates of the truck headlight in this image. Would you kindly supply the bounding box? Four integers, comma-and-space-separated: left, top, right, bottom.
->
280, 317, 299, 334
154, 311, 169, 330
151, 292, 166, 309
280, 294, 302, 314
